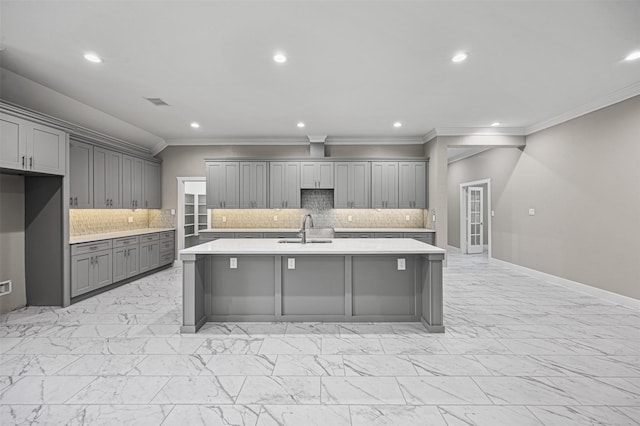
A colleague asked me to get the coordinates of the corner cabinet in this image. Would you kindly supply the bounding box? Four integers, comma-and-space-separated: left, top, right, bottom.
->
0, 113, 66, 175
69, 140, 94, 208
206, 161, 240, 209
371, 162, 399, 208
301, 161, 334, 189
239, 162, 268, 208
143, 161, 161, 208
334, 162, 370, 208
269, 162, 300, 208
399, 161, 427, 209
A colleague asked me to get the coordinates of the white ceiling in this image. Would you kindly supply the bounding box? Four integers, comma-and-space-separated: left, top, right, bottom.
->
1, 0, 639, 153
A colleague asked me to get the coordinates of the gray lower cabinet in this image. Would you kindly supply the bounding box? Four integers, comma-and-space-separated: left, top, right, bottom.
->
335, 232, 374, 238
371, 161, 399, 208
71, 249, 113, 297
269, 162, 300, 208
159, 231, 175, 266
113, 246, 139, 282
140, 241, 160, 273
199, 232, 229, 244
404, 232, 435, 245
334, 162, 370, 208
399, 161, 427, 209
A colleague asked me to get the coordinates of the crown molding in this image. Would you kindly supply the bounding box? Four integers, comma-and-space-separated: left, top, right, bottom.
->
448, 147, 492, 164
435, 127, 527, 136
150, 140, 169, 156
165, 137, 310, 146
422, 129, 437, 143
525, 82, 640, 135
325, 135, 425, 145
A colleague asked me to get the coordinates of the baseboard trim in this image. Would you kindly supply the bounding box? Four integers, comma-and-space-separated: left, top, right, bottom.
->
489, 257, 640, 309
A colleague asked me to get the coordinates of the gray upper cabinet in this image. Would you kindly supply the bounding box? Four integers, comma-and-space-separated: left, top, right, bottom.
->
240, 161, 267, 208
301, 161, 334, 189
334, 162, 370, 208
269, 161, 300, 208
0, 113, 66, 175
143, 160, 161, 208
69, 140, 93, 208
123, 155, 144, 209
206, 161, 240, 209
94, 147, 123, 208
399, 161, 427, 209
371, 161, 398, 208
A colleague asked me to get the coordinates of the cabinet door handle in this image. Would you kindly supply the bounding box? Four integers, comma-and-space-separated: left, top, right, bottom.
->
145, 200, 148, 207
285, 200, 288, 208
22, 156, 25, 168
223, 201, 226, 208
29, 157, 33, 168
89, 246, 98, 250
74, 197, 78, 207
70, 197, 74, 207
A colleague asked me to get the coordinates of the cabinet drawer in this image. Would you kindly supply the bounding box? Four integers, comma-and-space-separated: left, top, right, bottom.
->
335, 233, 353, 238
71, 240, 113, 255
373, 232, 404, 238
160, 252, 174, 266
404, 233, 435, 245
199, 232, 229, 243
234, 232, 264, 238
113, 236, 140, 248
159, 231, 174, 241
159, 239, 174, 254
140, 233, 159, 242
263, 232, 299, 239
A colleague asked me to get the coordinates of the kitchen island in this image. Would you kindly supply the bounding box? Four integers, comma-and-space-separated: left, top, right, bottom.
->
179, 238, 445, 333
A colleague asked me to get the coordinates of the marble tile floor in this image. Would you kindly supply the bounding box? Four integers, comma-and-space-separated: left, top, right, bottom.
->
1, 253, 639, 425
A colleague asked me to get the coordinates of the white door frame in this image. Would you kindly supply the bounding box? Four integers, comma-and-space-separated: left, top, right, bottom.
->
177, 176, 206, 262
459, 178, 492, 257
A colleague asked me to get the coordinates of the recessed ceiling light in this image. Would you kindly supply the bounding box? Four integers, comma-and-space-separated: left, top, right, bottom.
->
297, 122, 305, 128
190, 122, 200, 129
393, 121, 402, 128
273, 53, 287, 63
491, 122, 501, 127
83, 52, 103, 63
624, 50, 640, 61
451, 52, 468, 63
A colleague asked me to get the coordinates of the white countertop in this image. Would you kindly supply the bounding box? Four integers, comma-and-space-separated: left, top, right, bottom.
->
200, 227, 435, 233
180, 238, 445, 256
70, 228, 176, 244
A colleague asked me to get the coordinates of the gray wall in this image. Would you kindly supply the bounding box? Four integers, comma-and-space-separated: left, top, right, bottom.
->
423, 137, 448, 252
0, 174, 26, 314
157, 144, 425, 210
447, 95, 640, 299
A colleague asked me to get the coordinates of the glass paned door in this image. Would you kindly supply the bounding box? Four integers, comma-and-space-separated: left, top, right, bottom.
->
466, 186, 483, 254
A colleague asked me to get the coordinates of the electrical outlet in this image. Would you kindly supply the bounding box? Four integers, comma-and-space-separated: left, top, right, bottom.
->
491, 210, 495, 217
288, 258, 295, 269
397, 258, 406, 271
405, 215, 410, 221
127, 217, 133, 223
273, 215, 278, 221
222, 216, 227, 223
230, 257, 237, 269
0, 280, 11, 296
170, 209, 175, 216
348, 215, 352, 222
529, 208, 536, 216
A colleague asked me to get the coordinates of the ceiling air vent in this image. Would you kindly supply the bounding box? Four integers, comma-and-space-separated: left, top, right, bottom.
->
145, 97, 170, 106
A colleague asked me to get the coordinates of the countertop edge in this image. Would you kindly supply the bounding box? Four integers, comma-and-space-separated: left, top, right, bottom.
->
70, 228, 176, 245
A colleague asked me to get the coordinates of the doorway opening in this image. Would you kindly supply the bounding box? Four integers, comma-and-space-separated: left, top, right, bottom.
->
176, 177, 208, 258
459, 178, 491, 257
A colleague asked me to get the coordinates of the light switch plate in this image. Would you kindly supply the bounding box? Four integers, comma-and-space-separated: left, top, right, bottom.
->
288, 258, 295, 269
397, 258, 406, 271
170, 209, 175, 216
230, 257, 237, 269
405, 215, 410, 221
491, 210, 495, 217
529, 208, 535, 216
274, 215, 278, 221
222, 216, 227, 223
127, 217, 133, 223
348, 215, 352, 222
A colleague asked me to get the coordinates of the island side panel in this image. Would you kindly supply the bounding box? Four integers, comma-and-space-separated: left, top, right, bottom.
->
209, 255, 276, 321
181, 254, 207, 333
281, 255, 346, 316
351, 255, 419, 321
421, 253, 445, 332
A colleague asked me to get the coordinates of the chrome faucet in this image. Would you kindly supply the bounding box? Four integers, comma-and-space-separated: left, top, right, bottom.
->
300, 214, 314, 244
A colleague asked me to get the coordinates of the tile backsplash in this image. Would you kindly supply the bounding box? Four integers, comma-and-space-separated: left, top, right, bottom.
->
70, 209, 175, 236
210, 208, 426, 229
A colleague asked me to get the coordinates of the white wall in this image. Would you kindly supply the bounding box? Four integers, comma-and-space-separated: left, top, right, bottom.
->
447, 95, 640, 299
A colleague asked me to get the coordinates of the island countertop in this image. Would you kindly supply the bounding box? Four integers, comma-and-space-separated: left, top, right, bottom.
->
199, 227, 435, 233
180, 237, 445, 257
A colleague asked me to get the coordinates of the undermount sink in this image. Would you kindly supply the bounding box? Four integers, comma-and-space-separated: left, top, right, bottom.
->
278, 239, 332, 244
